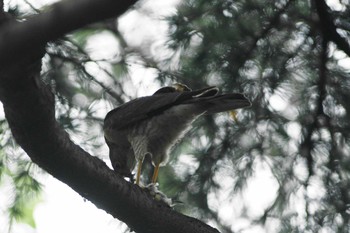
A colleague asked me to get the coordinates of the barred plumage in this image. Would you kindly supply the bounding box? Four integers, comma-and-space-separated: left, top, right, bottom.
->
104, 84, 251, 185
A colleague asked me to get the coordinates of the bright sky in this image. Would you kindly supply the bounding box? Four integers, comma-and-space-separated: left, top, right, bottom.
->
1, 0, 348, 233
34, 175, 127, 233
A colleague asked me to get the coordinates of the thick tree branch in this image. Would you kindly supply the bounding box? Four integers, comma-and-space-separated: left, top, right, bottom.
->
0, 31, 220, 233
0, 1, 220, 233
314, 0, 350, 57
0, 0, 137, 66
0, 66, 220, 233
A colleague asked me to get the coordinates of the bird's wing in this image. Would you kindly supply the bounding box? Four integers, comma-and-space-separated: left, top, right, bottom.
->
104, 86, 218, 130
104, 95, 178, 130
104, 86, 251, 130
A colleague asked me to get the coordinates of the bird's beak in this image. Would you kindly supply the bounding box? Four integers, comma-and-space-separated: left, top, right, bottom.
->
173, 83, 192, 92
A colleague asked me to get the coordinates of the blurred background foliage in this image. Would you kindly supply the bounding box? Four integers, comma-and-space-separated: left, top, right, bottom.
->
1, 0, 350, 232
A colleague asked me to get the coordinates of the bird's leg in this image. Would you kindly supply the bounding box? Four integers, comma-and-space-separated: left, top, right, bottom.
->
229, 110, 238, 122
135, 159, 143, 185
151, 162, 161, 184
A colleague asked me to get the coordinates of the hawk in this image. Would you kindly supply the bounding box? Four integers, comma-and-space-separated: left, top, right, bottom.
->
104, 84, 250, 185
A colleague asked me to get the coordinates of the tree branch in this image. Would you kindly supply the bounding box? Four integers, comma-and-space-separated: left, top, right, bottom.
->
0, 1, 220, 233
0, 0, 137, 66
314, 0, 350, 57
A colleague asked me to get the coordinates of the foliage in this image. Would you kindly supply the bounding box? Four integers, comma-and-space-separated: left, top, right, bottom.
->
0, 120, 42, 231
1, 0, 350, 232
163, 0, 350, 232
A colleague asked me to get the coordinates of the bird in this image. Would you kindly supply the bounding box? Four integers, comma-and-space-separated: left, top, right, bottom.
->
104, 83, 251, 185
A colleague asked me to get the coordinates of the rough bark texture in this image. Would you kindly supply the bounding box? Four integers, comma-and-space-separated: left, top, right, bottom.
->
0, 1, 220, 233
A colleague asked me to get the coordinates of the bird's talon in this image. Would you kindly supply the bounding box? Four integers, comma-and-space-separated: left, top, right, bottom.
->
104, 83, 251, 205
143, 183, 173, 207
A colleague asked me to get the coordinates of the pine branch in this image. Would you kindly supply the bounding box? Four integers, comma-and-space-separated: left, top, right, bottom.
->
0, 0, 137, 66
226, 0, 295, 85
47, 51, 125, 104
300, 37, 329, 179
314, 0, 350, 57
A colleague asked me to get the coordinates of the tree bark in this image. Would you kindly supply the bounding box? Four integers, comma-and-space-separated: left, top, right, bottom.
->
0, 1, 220, 233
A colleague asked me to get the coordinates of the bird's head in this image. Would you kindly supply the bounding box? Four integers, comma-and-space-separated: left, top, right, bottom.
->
173, 83, 192, 92
153, 83, 192, 95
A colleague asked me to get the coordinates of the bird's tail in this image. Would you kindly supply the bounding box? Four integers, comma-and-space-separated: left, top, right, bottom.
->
203, 93, 251, 114
171, 85, 251, 113
187, 87, 251, 113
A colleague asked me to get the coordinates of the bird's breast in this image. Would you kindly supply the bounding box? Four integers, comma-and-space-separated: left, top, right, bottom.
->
128, 104, 203, 165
